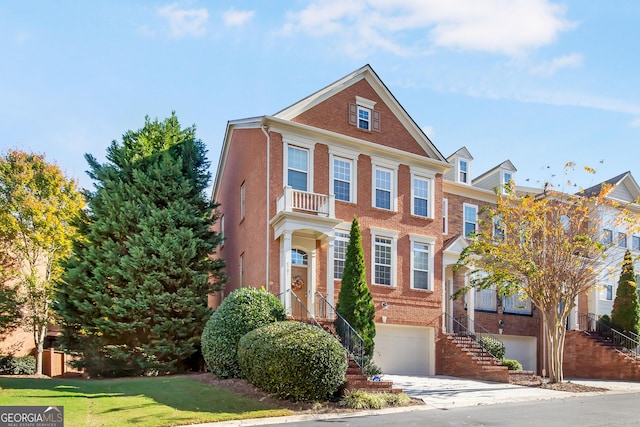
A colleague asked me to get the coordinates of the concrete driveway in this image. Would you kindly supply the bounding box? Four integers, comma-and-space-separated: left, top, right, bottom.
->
382, 374, 640, 409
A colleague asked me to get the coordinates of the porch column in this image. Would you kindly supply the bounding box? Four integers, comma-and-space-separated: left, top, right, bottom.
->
309, 245, 317, 317
326, 235, 335, 320
466, 272, 475, 334
568, 295, 579, 330
280, 231, 293, 315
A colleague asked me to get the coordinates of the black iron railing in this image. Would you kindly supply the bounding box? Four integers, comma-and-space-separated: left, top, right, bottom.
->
447, 313, 505, 360
315, 292, 366, 369
578, 313, 640, 361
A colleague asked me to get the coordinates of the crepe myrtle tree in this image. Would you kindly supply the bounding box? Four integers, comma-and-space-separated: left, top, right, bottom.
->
456, 164, 639, 383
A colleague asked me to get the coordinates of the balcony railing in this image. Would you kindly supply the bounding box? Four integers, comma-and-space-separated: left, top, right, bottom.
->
276, 186, 335, 217
578, 313, 640, 361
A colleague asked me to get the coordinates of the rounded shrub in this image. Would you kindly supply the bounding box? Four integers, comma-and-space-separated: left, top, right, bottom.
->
500, 358, 523, 371
238, 321, 348, 402
201, 287, 286, 378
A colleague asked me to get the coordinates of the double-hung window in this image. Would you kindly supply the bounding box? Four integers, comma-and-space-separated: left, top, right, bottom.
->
412, 175, 431, 218
375, 168, 392, 210
358, 106, 371, 130
459, 160, 469, 184
371, 228, 397, 287
372, 161, 397, 211
618, 232, 628, 248
287, 145, 309, 191
464, 204, 478, 237
602, 229, 613, 245
330, 151, 357, 203
633, 235, 640, 251
502, 171, 512, 194
333, 231, 350, 280
410, 235, 435, 290
442, 198, 448, 234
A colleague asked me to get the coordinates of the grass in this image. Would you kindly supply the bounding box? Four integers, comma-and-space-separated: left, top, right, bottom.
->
0, 376, 292, 427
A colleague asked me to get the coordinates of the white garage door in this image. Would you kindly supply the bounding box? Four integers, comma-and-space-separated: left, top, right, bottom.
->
373, 324, 435, 375
499, 335, 537, 372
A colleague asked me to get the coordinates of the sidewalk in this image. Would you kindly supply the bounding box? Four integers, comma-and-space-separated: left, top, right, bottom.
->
187, 375, 640, 427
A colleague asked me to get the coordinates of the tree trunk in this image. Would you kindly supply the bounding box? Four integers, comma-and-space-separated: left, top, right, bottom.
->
34, 323, 47, 376
543, 309, 568, 383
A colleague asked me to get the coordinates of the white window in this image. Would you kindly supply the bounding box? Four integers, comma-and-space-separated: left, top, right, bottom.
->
602, 229, 613, 245
412, 175, 431, 218
475, 287, 497, 312
493, 216, 505, 241
371, 161, 397, 211
375, 167, 392, 210
410, 235, 435, 291
287, 145, 309, 191
464, 204, 478, 237
333, 231, 350, 280
502, 171, 513, 194
371, 228, 398, 287
292, 248, 308, 266
330, 151, 357, 203
633, 235, 640, 251
240, 182, 246, 220
357, 106, 371, 130
442, 198, 448, 235
605, 283, 613, 301
459, 160, 469, 184
502, 292, 532, 315
618, 232, 628, 248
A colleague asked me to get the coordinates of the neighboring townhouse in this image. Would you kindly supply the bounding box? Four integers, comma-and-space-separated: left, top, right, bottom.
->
211, 65, 452, 376
576, 172, 640, 320
441, 148, 542, 373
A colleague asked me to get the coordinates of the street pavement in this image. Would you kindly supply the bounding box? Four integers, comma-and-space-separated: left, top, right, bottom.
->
187, 375, 640, 427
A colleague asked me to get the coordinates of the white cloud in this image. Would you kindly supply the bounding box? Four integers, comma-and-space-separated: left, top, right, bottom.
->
280, 0, 575, 57
422, 125, 435, 138
531, 53, 583, 76
158, 3, 209, 38
222, 9, 255, 28
630, 118, 640, 128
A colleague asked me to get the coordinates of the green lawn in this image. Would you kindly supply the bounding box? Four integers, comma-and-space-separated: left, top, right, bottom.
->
0, 376, 292, 427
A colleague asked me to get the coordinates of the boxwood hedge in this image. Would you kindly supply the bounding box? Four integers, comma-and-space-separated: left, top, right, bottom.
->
201, 287, 286, 378
238, 321, 348, 402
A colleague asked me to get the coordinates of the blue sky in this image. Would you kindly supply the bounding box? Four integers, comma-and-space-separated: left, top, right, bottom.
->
2, 1, 639, 193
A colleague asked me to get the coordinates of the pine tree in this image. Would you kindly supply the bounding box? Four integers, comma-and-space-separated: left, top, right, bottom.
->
610, 250, 640, 336
335, 217, 376, 357
55, 113, 226, 376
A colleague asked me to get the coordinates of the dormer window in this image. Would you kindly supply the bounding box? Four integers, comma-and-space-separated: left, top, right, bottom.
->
502, 171, 513, 194
459, 160, 469, 184
349, 96, 380, 132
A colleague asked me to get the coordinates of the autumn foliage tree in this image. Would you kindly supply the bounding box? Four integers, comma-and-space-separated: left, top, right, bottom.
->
0, 150, 84, 374
456, 165, 636, 383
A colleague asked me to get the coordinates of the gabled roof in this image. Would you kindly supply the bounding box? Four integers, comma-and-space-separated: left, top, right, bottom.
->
446, 146, 474, 162
273, 64, 447, 162
579, 171, 640, 203
473, 160, 517, 185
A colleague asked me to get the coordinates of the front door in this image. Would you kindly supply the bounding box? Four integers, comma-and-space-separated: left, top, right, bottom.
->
291, 248, 309, 318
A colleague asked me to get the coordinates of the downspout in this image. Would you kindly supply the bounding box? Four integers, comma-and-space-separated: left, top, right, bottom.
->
261, 125, 270, 293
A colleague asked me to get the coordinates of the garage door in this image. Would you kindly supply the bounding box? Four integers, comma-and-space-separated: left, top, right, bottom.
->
499, 335, 537, 372
373, 324, 434, 375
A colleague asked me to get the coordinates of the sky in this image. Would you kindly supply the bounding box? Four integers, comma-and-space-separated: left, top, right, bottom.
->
1, 1, 639, 194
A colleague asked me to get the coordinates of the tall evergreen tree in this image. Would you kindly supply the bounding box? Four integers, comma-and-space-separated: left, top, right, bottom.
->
335, 217, 376, 356
610, 250, 640, 336
55, 113, 226, 376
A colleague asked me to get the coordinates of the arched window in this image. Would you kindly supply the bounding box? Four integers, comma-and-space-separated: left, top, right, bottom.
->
292, 249, 308, 266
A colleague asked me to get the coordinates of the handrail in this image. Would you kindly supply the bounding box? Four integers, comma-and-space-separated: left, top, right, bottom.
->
316, 292, 366, 369
446, 313, 504, 360
277, 289, 321, 328
579, 313, 640, 361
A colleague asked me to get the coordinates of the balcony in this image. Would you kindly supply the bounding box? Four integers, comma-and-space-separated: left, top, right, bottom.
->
271, 187, 340, 240
276, 186, 335, 218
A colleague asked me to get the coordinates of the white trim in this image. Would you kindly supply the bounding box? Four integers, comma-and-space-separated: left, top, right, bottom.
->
371, 158, 398, 211
410, 170, 434, 219
329, 150, 358, 204
356, 95, 376, 109
283, 141, 315, 193
458, 158, 470, 184
442, 198, 449, 235
371, 228, 398, 287
409, 235, 435, 291
463, 203, 478, 236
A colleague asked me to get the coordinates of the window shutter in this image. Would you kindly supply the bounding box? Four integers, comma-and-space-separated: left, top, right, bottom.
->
372, 109, 381, 132
348, 103, 357, 126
